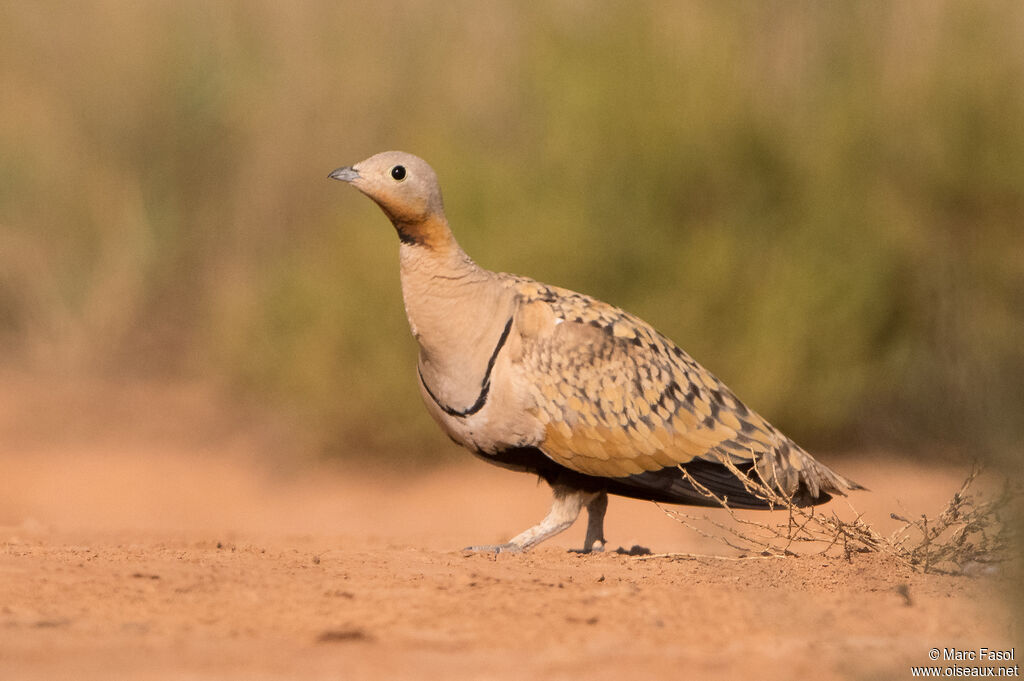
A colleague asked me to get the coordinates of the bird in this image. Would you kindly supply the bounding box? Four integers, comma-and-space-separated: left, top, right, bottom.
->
329, 151, 863, 553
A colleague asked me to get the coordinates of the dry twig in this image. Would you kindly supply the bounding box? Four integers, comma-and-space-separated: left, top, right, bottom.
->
660, 458, 1019, 574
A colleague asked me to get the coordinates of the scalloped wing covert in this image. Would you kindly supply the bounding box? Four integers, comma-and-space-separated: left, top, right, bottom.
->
508, 278, 858, 501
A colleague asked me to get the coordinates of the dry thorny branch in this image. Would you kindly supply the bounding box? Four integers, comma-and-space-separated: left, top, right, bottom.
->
654, 457, 1020, 575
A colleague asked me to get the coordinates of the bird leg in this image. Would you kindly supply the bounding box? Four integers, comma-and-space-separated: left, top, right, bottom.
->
581, 490, 608, 553
465, 484, 607, 554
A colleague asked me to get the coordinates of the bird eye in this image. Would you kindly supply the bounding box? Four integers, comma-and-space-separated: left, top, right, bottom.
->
390, 165, 407, 181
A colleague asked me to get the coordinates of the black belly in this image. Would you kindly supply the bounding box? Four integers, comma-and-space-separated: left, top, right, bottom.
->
475, 446, 829, 510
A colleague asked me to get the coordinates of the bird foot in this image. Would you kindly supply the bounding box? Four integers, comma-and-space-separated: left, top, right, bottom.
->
463, 543, 523, 555
569, 540, 606, 554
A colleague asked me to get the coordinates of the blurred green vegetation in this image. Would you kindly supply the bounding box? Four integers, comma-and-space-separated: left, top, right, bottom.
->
1, 1, 1022, 469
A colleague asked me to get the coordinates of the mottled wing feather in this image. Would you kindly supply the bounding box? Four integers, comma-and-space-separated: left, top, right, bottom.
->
510, 279, 857, 501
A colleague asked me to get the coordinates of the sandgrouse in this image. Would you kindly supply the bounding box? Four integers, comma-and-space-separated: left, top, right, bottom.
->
329, 151, 862, 553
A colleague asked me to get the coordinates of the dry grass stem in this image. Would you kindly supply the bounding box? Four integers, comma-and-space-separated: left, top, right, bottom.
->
659, 459, 1019, 574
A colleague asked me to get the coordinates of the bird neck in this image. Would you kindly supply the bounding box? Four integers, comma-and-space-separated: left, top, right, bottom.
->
392, 214, 457, 251
398, 226, 514, 396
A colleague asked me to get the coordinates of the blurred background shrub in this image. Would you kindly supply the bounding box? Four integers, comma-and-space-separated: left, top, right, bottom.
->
1, 1, 1021, 469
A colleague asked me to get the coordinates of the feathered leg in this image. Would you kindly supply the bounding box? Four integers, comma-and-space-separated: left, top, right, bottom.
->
465, 484, 605, 553
580, 490, 607, 553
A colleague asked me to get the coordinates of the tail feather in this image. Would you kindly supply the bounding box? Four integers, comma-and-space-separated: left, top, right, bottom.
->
608, 456, 860, 509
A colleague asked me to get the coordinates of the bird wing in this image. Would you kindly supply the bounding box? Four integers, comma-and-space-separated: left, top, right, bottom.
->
508, 279, 856, 501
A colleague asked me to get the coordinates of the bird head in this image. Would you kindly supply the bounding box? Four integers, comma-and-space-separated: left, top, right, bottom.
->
329, 151, 447, 245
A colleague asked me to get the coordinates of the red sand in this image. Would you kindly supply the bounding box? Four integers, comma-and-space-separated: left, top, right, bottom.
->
0, 378, 1016, 679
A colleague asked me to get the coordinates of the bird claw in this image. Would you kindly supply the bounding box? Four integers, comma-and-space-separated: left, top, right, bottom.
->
463, 543, 523, 555
569, 541, 606, 554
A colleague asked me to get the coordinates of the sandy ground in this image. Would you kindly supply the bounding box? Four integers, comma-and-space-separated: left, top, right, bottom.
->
0, 378, 1018, 680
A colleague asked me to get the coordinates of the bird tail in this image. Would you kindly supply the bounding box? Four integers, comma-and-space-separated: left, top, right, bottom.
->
753, 442, 865, 506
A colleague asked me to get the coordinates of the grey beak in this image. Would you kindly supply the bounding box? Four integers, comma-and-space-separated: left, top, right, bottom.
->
328, 166, 360, 182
